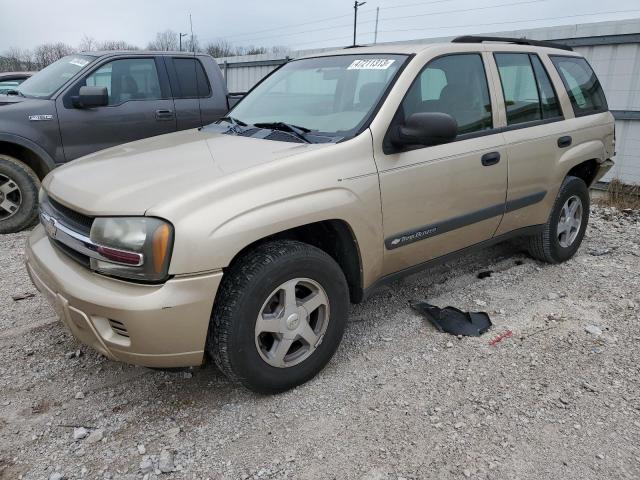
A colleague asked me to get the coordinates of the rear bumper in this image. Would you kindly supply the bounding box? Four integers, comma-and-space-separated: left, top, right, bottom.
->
25, 225, 222, 368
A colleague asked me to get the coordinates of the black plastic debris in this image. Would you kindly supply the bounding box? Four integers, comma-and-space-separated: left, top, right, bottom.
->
477, 270, 493, 279
411, 302, 492, 337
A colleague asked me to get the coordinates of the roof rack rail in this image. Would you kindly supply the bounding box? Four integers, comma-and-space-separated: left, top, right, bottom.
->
451, 35, 573, 52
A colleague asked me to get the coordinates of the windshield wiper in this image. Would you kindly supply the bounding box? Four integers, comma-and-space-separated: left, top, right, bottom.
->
253, 122, 312, 144
3, 89, 24, 97
218, 116, 248, 127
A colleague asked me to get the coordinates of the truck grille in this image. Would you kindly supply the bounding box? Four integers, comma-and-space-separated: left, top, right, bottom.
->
40, 193, 94, 267
46, 195, 93, 236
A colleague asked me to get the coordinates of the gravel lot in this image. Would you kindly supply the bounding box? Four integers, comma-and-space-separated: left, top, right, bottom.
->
1, 205, 639, 480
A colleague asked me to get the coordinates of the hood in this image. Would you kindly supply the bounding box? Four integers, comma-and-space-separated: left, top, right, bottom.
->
0, 94, 27, 106
44, 127, 329, 216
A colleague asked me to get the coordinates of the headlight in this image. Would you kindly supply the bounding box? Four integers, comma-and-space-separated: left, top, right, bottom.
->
89, 217, 174, 282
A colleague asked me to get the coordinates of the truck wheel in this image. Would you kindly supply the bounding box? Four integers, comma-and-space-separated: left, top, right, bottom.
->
0, 155, 40, 234
527, 175, 589, 263
208, 240, 349, 393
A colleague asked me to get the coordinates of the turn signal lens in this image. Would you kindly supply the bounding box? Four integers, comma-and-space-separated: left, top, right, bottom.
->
152, 224, 171, 274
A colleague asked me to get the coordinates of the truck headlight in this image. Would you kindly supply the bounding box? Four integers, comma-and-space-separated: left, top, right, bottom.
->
89, 217, 174, 282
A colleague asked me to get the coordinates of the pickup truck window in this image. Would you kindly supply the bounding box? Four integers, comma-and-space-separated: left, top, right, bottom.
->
85, 58, 162, 105
494, 53, 561, 125
172, 58, 211, 98
550, 55, 608, 117
402, 54, 493, 135
17, 55, 94, 98
229, 54, 407, 137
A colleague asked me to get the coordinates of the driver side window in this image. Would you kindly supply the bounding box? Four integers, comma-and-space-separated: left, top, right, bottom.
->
402, 54, 493, 135
85, 58, 162, 106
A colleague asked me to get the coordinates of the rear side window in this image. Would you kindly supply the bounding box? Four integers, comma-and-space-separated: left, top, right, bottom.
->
494, 53, 561, 126
550, 56, 607, 116
172, 58, 211, 98
402, 54, 493, 135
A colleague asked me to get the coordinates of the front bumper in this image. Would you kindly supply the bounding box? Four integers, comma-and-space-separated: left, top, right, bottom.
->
25, 225, 222, 368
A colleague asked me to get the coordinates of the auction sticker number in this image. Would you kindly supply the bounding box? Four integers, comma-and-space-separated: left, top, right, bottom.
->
347, 59, 395, 70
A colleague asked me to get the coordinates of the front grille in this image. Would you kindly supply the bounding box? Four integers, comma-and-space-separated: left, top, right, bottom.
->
47, 195, 93, 235
41, 193, 93, 268
50, 237, 91, 268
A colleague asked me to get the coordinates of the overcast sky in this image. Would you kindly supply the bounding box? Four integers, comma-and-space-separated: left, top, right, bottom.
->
2, 0, 639, 52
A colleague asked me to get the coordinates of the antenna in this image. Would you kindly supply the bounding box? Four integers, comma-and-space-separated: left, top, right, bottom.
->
189, 14, 204, 128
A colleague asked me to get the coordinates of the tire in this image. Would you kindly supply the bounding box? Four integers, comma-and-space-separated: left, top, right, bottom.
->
207, 240, 350, 394
527, 175, 589, 263
0, 155, 41, 234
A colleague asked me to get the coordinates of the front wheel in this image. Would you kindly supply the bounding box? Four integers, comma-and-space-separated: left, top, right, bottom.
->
0, 155, 41, 234
527, 175, 590, 263
207, 240, 349, 393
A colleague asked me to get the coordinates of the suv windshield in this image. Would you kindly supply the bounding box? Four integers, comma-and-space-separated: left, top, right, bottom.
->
18, 55, 95, 98
228, 54, 407, 139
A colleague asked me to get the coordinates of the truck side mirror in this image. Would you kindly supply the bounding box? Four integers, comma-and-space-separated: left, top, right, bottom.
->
74, 86, 108, 108
390, 112, 457, 147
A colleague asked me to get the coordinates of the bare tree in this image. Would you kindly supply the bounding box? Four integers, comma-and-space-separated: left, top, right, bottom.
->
78, 34, 98, 52
236, 45, 268, 56
99, 40, 139, 51
183, 35, 200, 53
32, 42, 75, 69
0, 46, 34, 72
147, 30, 179, 51
204, 39, 236, 58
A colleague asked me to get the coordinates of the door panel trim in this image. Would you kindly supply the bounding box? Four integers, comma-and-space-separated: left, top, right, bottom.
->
367, 224, 544, 299
385, 190, 546, 250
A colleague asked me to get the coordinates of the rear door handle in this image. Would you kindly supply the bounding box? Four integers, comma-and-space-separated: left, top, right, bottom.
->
155, 109, 174, 120
481, 151, 501, 166
558, 136, 572, 148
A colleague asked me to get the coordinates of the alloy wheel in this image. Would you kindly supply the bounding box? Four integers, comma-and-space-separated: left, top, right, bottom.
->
0, 173, 22, 220
557, 195, 583, 248
255, 278, 330, 368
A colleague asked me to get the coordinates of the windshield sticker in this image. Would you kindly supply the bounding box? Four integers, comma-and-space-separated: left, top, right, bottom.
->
347, 59, 395, 70
69, 58, 89, 67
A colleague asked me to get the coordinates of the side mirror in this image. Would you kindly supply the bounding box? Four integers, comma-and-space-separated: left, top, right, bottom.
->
73, 86, 108, 108
390, 112, 457, 148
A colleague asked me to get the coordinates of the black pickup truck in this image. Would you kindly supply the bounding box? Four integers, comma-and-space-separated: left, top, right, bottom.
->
0, 51, 242, 233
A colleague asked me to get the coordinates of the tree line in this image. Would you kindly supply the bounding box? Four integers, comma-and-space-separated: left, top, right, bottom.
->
0, 30, 289, 72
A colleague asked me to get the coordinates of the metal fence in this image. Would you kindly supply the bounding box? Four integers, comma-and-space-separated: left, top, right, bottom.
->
217, 19, 640, 184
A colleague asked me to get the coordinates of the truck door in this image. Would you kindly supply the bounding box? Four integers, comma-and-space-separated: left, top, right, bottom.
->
56, 56, 177, 161
165, 56, 229, 129
373, 52, 508, 275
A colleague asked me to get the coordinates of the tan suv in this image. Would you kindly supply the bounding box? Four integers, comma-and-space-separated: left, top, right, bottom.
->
26, 36, 614, 393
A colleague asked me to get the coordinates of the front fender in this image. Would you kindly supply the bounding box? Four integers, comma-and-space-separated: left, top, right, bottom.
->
169, 180, 384, 288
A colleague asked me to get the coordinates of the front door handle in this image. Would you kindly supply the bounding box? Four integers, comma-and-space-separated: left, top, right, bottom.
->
155, 109, 174, 120
481, 151, 501, 166
558, 136, 572, 148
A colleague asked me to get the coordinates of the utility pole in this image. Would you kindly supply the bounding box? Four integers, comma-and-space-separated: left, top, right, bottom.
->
179, 32, 188, 51
353, 1, 366, 47
374, 6, 379, 44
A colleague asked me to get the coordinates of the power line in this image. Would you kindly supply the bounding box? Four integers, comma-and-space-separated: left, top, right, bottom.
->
224, 0, 546, 45
272, 7, 640, 50
378, 0, 455, 10
377, 8, 640, 35
220, 8, 378, 40
371, 0, 546, 24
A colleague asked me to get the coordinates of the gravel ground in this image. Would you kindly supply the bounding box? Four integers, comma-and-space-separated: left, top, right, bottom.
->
1, 205, 639, 480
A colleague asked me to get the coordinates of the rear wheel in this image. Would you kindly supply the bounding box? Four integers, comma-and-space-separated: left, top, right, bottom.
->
527, 175, 589, 263
0, 155, 40, 234
207, 240, 349, 393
